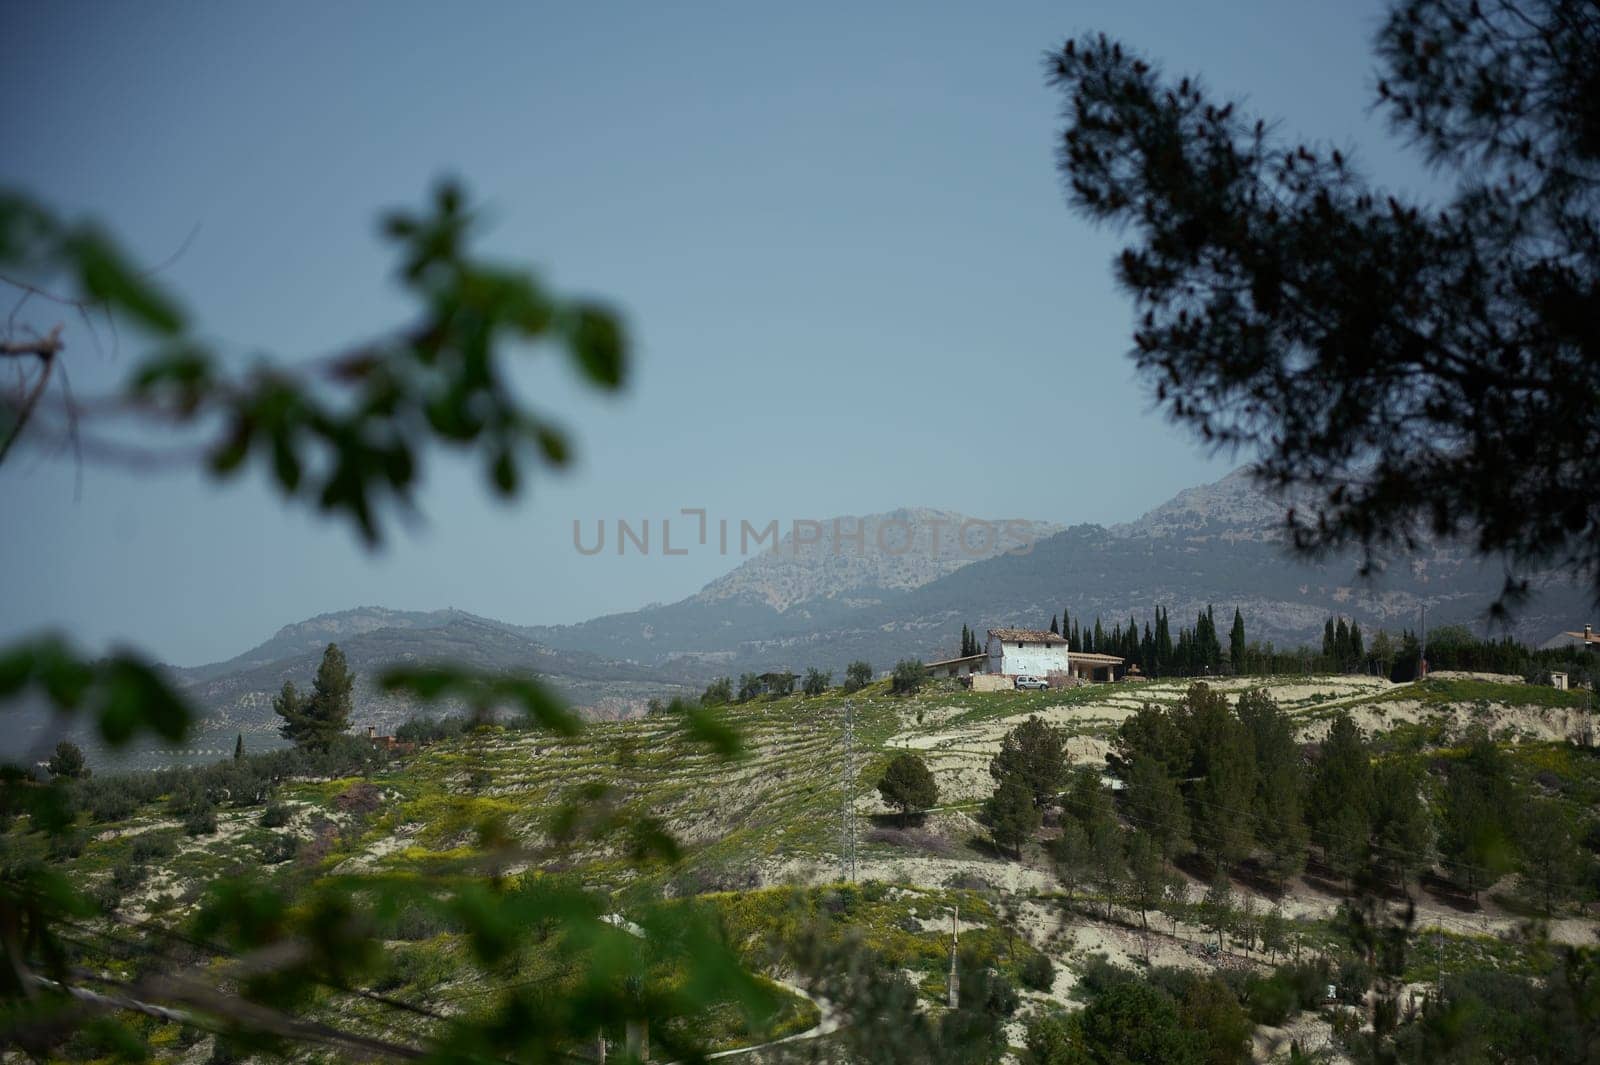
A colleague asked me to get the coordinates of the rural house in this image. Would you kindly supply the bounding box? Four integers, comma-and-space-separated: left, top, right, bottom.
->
1556, 624, 1600, 653
985, 628, 1071, 677
981, 627, 1124, 685
925, 653, 987, 679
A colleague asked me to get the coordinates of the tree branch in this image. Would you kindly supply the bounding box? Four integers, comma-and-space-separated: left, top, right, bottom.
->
0, 325, 63, 359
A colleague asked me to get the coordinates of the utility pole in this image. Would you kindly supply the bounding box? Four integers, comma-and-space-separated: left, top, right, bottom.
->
840, 700, 857, 883
947, 905, 960, 1009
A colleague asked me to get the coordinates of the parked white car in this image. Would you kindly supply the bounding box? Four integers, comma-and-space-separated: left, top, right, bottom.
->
1014, 675, 1048, 690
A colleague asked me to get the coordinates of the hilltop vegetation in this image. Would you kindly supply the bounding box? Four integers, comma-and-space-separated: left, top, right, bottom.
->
18, 671, 1599, 1061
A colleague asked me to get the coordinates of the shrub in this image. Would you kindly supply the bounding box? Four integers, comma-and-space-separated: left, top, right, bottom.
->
1020, 952, 1056, 991
333, 782, 383, 816
1243, 972, 1297, 1026
891, 659, 926, 695
48, 832, 86, 860
261, 802, 292, 828
183, 805, 218, 837
384, 902, 463, 941
843, 661, 873, 693
261, 833, 298, 864
110, 859, 149, 894
83, 782, 139, 823
129, 832, 176, 863
46, 740, 90, 780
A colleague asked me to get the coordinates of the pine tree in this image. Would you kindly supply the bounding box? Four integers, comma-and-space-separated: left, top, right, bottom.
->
878, 753, 939, 826
1125, 755, 1188, 862
1201, 871, 1234, 952
984, 777, 1041, 859
275, 643, 355, 752
1184, 684, 1256, 869
1123, 832, 1175, 932
1370, 761, 1432, 892
989, 716, 1070, 808
1309, 713, 1372, 875
1237, 689, 1307, 885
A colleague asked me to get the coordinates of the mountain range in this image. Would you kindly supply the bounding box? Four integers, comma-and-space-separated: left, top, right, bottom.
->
17, 470, 1587, 767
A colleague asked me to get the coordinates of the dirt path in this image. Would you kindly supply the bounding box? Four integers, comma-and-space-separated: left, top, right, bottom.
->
657, 980, 841, 1063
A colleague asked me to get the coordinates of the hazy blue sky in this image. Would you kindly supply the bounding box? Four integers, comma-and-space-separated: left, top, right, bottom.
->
1, 1, 1429, 666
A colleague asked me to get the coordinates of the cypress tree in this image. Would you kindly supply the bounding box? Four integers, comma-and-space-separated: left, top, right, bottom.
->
1050, 614, 1060, 635
233, 733, 244, 761
1205, 605, 1221, 671
1229, 608, 1246, 674
1322, 618, 1336, 660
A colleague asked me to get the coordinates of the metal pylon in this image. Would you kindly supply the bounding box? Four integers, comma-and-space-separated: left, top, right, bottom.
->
841, 700, 857, 882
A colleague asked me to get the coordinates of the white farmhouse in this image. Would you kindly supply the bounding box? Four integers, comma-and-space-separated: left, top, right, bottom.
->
985, 628, 1071, 677
983, 627, 1125, 684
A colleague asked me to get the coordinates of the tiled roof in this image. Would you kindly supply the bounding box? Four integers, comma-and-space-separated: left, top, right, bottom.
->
925, 653, 987, 668
987, 628, 1068, 644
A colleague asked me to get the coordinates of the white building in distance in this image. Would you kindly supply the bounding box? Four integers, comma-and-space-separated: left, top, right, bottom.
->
986, 628, 1070, 677
984, 627, 1124, 684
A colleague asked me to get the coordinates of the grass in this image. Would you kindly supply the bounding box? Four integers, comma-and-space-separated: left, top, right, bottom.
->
1372, 678, 1592, 710
10, 674, 1597, 1060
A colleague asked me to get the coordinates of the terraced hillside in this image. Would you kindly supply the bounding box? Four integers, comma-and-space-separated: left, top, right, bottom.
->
20, 674, 1599, 1062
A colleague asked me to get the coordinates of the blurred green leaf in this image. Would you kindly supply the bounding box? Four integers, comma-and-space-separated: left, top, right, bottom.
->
567, 304, 626, 388
682, 701, 744, 760
65, 228, 185, 335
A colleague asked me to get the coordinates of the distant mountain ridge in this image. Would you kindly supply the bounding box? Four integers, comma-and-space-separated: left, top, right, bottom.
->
28, 473, 1581, 770
691, 508, 1062, 611
522, 470, 1587, 675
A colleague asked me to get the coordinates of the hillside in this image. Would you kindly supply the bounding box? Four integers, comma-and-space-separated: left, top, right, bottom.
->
28, 674, 1599, 1061
4, 609, 703, 772
40, 472, 1584, 771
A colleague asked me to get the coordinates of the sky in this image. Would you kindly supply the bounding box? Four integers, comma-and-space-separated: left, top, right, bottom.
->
0, 0, 1431, 667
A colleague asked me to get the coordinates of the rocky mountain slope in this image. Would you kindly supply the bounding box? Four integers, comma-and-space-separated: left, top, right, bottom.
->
690, 508, 1062, 611
525, 470, 1588, 676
